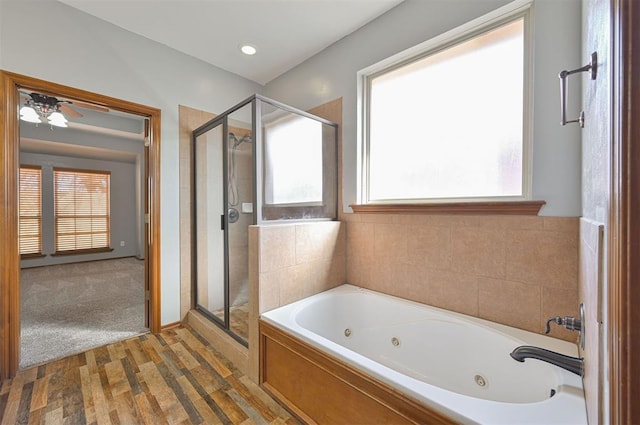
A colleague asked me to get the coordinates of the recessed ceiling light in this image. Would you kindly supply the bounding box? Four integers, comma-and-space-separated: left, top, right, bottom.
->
240, 44, 257, 56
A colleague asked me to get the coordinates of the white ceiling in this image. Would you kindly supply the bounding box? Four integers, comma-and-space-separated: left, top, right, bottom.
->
57, 0, 404, 85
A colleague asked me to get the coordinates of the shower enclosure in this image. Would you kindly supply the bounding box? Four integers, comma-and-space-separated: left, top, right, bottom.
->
192, 95, 338, 345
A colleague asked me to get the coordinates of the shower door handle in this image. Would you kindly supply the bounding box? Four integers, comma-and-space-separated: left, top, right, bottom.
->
221, 214, 225, 231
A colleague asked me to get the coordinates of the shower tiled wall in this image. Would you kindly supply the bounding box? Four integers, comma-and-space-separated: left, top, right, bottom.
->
344, 213, 580, 342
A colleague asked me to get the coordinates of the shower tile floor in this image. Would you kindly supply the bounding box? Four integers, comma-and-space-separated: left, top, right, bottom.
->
212, 303, 249, 341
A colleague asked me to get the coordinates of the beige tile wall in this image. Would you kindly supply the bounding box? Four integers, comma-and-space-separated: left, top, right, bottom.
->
252, 221, 347, 314
248, 221, 347, 381
579, 218, 604, 424
344, 213, 580, 342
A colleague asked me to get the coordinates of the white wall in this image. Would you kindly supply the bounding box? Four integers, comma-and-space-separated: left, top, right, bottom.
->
0, 0, 263, 325
265, 0, 583, 216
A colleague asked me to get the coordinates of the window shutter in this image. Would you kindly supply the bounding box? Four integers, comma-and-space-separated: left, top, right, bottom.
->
19, 166, 42, 255
54, 168, 111, 253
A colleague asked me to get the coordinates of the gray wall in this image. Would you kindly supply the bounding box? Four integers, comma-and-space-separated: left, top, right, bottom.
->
0, 0, 263, 324
265, 0, 583, 216
20, 152, 139, 268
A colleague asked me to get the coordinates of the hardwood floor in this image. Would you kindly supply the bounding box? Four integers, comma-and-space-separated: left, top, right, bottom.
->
0, 326, 299, 425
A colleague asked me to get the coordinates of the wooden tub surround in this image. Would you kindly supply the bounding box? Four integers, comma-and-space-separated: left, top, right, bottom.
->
259, 320, 456, 424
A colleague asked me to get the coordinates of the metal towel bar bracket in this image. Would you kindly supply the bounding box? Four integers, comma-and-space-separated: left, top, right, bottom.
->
559, 52, 597, 128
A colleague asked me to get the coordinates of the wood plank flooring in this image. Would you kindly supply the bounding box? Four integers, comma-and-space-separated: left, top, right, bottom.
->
0, 326, 300, 425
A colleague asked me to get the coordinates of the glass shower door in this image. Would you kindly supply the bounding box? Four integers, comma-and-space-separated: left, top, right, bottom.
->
192, 103, 253, 347
190, 94, 336, 348
226, 105, 253, 342
193, 123, 226, 329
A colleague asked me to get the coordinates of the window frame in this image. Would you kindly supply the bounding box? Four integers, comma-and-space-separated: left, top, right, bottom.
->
18, 165, 44, 258
52, 167, 113, 255
356, 1, 534, 207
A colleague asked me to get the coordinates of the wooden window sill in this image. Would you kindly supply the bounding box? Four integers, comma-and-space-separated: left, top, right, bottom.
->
20, 253, 46, 260
349, 200, 546, 215
51, 247, 114, 257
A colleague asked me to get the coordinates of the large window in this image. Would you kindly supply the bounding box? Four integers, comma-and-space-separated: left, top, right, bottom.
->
360, 9, 530, 203
54, 168, 111, 253
19, 166, 42, 256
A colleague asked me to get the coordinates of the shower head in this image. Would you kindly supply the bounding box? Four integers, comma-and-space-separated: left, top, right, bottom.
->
229, 132, 252, 149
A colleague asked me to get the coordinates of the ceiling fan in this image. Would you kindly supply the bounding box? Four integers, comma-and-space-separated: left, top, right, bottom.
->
19, 91, 109, 127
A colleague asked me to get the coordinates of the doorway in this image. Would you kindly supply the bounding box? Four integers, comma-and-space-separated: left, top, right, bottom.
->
18, 102, 148, 367
0, 71, 161, 378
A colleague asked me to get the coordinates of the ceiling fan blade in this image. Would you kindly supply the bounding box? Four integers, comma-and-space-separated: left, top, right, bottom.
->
59, 103, 83, 118
70, 100, 109, 113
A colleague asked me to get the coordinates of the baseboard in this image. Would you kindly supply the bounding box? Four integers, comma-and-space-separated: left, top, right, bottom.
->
161, 321, 182, 331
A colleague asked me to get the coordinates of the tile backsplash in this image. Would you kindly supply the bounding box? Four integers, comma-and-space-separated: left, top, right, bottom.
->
252, 214, 579, 343
344, 213, 579, 342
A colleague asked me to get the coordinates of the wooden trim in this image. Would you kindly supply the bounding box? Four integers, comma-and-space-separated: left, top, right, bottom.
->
20, 253, 46, 260
350, 200, 546, 215
259, 320, 457, 424
609, 0, 640, 423
144, 120, 150, 329
161, 321, 182, 331
52, 166, 111, 175
0, 72, 21, 379
19, 164, 41, 170
148, 97, 162, 336
0, 70, 162, 379
51, 247, 115, 256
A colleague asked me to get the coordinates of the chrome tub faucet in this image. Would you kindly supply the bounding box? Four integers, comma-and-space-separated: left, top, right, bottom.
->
510, 305, 585, 376
510, 345, 583, 376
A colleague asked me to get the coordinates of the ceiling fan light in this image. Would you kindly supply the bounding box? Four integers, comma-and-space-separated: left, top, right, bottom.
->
48, 111, 68, 127
20, 106, 41, 123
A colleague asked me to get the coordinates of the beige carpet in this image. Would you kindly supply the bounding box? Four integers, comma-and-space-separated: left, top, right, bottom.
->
20, 257, 148, 369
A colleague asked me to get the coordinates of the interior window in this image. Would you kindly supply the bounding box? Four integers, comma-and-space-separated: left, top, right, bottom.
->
53, 168, 111, 253
361, 14, 529, 203
19, 166, 42, 256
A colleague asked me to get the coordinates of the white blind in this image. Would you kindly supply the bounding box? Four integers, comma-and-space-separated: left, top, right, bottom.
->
19, 166, 42, 255
54, 168, 111, 253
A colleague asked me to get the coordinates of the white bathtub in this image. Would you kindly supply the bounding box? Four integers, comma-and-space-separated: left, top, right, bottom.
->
261, 284, 587, 424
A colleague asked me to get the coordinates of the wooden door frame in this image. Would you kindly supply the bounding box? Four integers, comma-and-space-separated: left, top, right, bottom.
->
0, 71, 162, 379
609, 0, 639, 423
